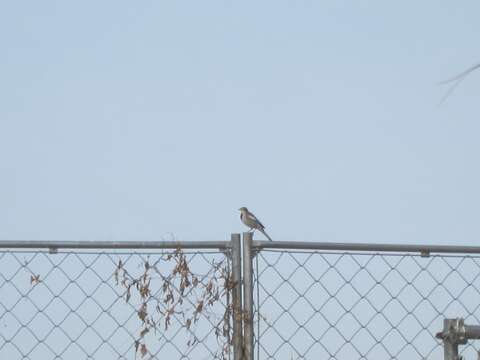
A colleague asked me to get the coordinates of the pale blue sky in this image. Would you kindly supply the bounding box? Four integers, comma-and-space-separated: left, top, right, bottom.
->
1, 1, 479, 244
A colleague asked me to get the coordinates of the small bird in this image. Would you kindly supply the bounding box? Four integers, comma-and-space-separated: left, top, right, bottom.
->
239, 207, 273, 241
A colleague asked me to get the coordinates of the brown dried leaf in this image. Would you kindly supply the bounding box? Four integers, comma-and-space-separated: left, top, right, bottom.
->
139, 327, 149, 338
140, 343, 147, 357
206, 280, 213, 293
139, 280, 150, 299
138, 303, 148, 323
195, 300, 203, 315
126, 286, 131, 303
30, 274, 41, 285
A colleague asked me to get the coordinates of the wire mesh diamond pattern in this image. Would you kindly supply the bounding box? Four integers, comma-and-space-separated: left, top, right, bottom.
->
0, 249, 232, 360
254, 250, 480, 360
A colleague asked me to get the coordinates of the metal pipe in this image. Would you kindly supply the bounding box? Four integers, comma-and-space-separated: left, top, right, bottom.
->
230, 234, 243, 360
253, 240, 480, 255
0, 240, 230, 250
465, 325, 480, 339
444, 340, 459, 360
242, 232, 254, 360
4, 240, 480, 254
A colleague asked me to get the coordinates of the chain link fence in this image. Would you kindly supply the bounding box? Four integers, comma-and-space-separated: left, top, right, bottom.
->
253, 247, 480, 360
2, 237, 480, 360
0, 243, 233, 360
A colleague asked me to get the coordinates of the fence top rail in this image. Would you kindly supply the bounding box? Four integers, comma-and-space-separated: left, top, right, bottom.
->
0, 240, 231, 250
253, 240, 480, 255
3, 239, 479, 254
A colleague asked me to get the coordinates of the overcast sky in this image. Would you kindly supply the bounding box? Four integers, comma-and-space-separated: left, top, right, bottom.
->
1, 1, 479, 244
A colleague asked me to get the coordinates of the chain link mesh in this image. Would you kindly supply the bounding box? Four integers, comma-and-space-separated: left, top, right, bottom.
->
3, 244, 480, 360
0, 249, 231, 360
254, 250, 480, 360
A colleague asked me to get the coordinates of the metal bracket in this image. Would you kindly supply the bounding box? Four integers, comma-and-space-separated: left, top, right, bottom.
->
420, 249, 430, 258
436, 318, 467, 345
435, 318, 480, 360
48, 247, 58, 255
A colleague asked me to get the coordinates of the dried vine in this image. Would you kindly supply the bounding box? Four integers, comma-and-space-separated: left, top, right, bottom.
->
114, 248, 235, 359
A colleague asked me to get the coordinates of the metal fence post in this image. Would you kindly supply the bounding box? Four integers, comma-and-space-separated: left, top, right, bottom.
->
231, 233, 243, 360
242, 232, 254, 360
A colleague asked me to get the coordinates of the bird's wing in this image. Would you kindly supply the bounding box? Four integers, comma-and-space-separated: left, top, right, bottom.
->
247, 212, 265, 229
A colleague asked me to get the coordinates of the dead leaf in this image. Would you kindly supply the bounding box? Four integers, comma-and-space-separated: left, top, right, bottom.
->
30, 274, 41, 285
140, 343, 147, 357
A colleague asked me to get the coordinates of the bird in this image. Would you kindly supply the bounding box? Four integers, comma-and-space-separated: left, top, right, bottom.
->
239, 207, 273, 241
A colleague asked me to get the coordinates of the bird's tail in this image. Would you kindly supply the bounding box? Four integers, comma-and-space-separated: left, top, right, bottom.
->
260, 229, 273, 242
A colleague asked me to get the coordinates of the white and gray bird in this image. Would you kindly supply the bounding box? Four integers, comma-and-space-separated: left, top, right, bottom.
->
239, 207, 273, 241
